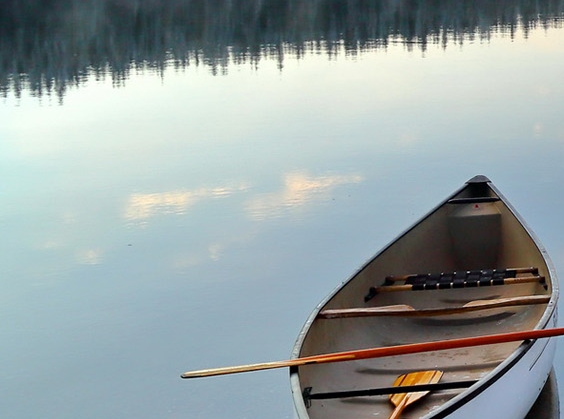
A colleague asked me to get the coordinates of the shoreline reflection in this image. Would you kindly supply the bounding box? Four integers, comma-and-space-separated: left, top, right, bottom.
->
1, 0, 563, 100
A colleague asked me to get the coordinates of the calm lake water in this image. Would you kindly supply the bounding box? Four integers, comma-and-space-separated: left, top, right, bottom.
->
2, 1, 564, 418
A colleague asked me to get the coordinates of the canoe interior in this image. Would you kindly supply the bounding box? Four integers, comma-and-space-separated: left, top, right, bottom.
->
294, 179, 556, 419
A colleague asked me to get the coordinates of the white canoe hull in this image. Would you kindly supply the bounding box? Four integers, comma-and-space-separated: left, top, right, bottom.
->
434, 320, 557, 419
291, 176, 559, 419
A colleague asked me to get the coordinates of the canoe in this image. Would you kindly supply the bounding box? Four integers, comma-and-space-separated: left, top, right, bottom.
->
524, 369, 559, 419
290, 175, 559, 419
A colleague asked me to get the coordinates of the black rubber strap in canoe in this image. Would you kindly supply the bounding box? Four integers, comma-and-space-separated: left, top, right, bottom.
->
366, 267, 544, 298
302, 380, 478, 406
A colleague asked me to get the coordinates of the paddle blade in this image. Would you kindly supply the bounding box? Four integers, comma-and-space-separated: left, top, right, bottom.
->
389, 370, 444, 407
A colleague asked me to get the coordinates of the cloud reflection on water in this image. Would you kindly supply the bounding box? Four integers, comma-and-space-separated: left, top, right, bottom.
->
124, 185, 249, 223
246, 172, 364, 220
123, 172, 363, 224
164, 171, 364, 269
75, 248, 104, 265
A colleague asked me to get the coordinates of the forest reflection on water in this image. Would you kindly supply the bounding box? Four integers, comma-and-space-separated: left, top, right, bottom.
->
1, 0, 563, 101
3, 1, 564, 419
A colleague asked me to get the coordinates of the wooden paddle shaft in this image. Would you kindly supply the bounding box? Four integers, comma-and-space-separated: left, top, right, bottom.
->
389, 396, 408, 419
181, 326, 564, 379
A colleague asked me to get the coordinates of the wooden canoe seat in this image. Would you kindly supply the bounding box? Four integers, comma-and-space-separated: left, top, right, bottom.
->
365, 267, 546, 301
318, 295, 551, 319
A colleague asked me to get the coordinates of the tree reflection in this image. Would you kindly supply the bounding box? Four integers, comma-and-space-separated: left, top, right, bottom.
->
1, 0, 562, 100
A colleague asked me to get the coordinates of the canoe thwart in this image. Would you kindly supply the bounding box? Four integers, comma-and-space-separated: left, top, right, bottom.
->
366, 276, 546, 299
447, 196, 501, 204
302, 379, 477, 407
365, 267, 545, 301
318, 295, 551, 319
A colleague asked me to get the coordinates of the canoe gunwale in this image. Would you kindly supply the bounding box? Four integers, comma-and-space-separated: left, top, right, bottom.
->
290, 176, 559, 419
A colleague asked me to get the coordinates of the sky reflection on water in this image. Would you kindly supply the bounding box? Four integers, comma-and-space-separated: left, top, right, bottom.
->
2, 2, 564, 419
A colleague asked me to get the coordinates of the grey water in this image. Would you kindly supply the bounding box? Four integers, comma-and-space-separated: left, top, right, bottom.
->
1, 1, 564, 418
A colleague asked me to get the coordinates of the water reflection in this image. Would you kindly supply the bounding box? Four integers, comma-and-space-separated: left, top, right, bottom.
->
124, 185, 249, 223
122, 172, 363, 223
246, 172, 364, 220
75, 248, 104, 265
1, 0, 563, 100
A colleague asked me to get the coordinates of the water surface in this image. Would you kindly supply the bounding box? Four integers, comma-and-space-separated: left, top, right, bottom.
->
2, 1, 564, 418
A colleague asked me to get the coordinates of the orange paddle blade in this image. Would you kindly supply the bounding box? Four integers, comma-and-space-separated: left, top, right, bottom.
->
388, 370, 443, 419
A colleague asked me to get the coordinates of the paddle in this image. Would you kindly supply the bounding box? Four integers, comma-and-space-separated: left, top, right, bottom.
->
181, 326, 564, 379
388, 370, 443, 419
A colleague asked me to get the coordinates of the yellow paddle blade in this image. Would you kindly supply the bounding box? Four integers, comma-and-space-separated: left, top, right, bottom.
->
389, 370, 444, 407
